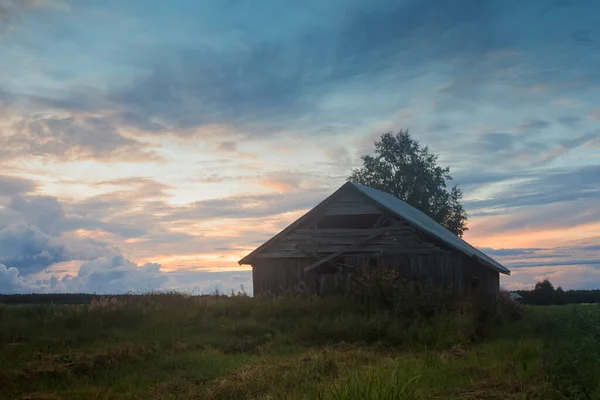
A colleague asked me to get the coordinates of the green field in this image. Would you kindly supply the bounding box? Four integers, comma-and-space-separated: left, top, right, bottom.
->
1, 294, 598, 400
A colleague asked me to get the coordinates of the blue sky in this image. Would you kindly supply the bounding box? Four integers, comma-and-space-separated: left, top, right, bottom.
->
1, 0, 599, 294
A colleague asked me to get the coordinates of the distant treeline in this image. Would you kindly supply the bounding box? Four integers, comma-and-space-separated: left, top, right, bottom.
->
2, 280, 600, 306
0, 292, 213, 305
0, 293, 125, 305
514, 279, 600, 305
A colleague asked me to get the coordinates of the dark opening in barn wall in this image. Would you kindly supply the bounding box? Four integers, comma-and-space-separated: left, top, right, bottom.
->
316, 213, 384, 229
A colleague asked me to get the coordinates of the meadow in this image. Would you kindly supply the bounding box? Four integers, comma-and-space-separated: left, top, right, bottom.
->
0, 293, 599, 400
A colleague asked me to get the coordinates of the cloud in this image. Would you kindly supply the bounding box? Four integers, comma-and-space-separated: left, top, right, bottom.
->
216, 141, 238, 152
58, 254, 168, 294
0, 175, 36, 195
539, 133, 600, 164
94, 177, 172, 199
0, 259, 254, 295
477, 132, 518, 152
8, 0, 569, 137
166, 190, 327, 223
0, 222, 115, 275
556, 116, 581, 127
481, 247, 542, 257
0, 0, 69, 37
1, 116, 160, 162
8, 194, 72, 235
514, 119, 551, 132
0, 263, 22, 292
0, 223, 67, 274
464, 164, 600, 212
502, 264, 600, 291
108, 43, 317, 135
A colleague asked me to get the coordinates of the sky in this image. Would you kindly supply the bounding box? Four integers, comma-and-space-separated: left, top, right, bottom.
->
1, 0, 599, 294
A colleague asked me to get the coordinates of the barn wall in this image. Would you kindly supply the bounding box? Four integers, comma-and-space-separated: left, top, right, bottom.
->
462, 257, 500, 306
252, 259, 319, 296
252, 254, 471, 297
341, 254, 465, 295
252, 254, 500, 308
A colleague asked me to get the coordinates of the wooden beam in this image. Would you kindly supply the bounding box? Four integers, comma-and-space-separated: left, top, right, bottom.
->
372, 214, 388, 228
303, 228, 392, 272
295, 249, 357, 272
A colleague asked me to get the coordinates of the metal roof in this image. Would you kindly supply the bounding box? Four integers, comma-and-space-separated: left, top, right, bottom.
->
351, 182, 510, 275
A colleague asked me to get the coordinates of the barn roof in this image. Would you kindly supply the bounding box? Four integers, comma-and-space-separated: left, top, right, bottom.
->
351, 183, 510, 275
239, 181, 510, 275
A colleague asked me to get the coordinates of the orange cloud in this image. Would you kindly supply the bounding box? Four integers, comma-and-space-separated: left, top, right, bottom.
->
466, 219, 600, 249
258, 178, 297, 193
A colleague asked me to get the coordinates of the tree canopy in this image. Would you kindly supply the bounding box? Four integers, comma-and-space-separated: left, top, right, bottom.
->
349, 130, 468, 236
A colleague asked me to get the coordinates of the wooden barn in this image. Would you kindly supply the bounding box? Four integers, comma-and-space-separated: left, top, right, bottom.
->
238, 182, 510, 304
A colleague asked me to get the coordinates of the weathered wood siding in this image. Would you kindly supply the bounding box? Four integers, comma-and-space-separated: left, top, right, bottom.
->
342, 254, 465, 294
252, 259, 319, 296
252, 254, 499, 302
322, 189, 381, 216
463, 257, 500, 306
255, 226, 449, 259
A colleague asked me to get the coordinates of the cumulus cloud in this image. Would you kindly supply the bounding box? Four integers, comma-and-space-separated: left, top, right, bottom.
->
9, 195, 70, 235
0, 263, 22, 292
58, 254, 168, 294
0, 223, 67, 274
0, 222, 116, 275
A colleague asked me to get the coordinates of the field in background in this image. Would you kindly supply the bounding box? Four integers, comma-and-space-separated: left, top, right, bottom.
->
1, 294, 599, 400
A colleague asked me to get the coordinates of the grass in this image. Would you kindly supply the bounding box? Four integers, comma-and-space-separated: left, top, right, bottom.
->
0, 293, 598, 399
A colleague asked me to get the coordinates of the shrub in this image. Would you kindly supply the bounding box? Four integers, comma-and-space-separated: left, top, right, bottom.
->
499, 290, 525, 321
349, 266, 458, 318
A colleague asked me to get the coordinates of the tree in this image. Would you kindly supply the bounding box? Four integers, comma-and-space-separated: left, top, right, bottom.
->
528, 279, 557, 305
349, 130, 468, 236
534, 279, 555, 292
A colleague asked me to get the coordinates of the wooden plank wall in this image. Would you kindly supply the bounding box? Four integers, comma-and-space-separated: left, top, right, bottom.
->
252, 254, 470, 297
463, 257, 500, 306
256, 226, 450, 259
342, 254, 465, 295
252, 259, 319, 297
323, 190, 381, 216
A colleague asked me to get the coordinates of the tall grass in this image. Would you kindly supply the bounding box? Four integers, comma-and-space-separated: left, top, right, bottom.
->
1, 292, 597, 399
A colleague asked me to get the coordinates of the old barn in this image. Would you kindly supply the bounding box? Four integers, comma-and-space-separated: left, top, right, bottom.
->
239, 182, 510, 304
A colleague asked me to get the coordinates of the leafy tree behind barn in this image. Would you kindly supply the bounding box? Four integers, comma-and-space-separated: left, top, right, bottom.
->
349, 130, 468, 236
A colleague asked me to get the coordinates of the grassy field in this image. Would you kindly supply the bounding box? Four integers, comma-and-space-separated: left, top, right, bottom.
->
0, 293, 599, 400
